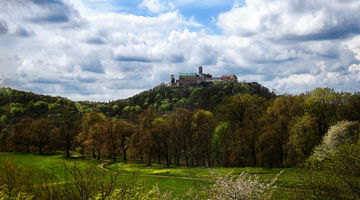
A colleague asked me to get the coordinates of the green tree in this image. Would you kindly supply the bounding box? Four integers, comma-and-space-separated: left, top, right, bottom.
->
0, 159, 33, 198
50, 105, 80, 157
287, 114, 319, 165
131, 109, 157, 166
82, 112, 108, 160
304, 88, 350, 137
260, 95, 303, 167
10, 118, 33, 153
152, 117, 172, 166
33, 101, 49, 115
28, 118, 52, 154
219, 94, 267, 166
212, 122, 230, 166
191, 110, 216, 166
168, 108, 193, 166
108, 119, 135, 162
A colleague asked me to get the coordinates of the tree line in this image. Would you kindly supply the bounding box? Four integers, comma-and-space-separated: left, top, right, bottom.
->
1, 87, 359, 168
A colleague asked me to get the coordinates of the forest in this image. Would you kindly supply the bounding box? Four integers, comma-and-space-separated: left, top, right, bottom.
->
0, 81, 359, 199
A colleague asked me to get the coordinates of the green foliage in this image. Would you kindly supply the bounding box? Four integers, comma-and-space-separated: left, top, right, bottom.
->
212, 122, 230, 165
48, 103, 60, 112
0, 189, 33, 200
0, 84, 360, 173
0, 115, 7, 125
32, 101, 48, 115
287, 114, 319, 166
218, 94, 267, 167
0, 160, 34, 199
304, 88, 351, 136
99, 185, 172, 200
9, 103, 25, 118
158, 100, 171, 112
107, 81, 275, 116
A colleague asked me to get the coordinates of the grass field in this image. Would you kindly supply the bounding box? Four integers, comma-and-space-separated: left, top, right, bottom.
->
0, 152, 310, 199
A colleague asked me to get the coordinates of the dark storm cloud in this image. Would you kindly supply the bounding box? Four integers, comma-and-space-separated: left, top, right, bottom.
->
0, 21, 8, 34
14, 27, 34, 37
84, 37, 106, 45
283, 25, 360, 42
80, 59, 104, 73
32, 78, 64, 84
77, 77, 97, 83
115, 56, 157, 63
30, 11, 70, 23
167, 53, 185, 63
28, 0, 79, 24
30, 0, 64, 5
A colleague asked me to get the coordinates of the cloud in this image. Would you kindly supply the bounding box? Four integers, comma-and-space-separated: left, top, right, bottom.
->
349, 64, 360, 72
0, 0, 360, 101
0, 21, 8, 34
218, 0, 360, 41
28, 0, 79, 23
139, 0, 175, 14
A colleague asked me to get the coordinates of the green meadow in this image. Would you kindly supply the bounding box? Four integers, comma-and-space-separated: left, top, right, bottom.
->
0, 152, 310, 199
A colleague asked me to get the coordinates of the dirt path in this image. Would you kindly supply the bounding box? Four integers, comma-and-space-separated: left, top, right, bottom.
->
98, 160, 212, 181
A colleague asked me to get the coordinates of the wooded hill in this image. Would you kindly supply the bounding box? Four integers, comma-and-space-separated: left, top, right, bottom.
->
0, 81, 359, 169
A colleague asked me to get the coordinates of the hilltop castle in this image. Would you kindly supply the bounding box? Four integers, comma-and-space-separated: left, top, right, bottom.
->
168, 66, 237, 86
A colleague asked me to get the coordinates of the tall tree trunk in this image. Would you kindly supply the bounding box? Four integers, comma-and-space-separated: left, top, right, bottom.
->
147, 152, 152, 166
164, 152, 170, 167
66, 146, 71, 157
123, 147, 127, 162
157, 152, 161, 164
183, 138, 189, 166
96, 150, 101, 160
65, 131, 71, 158
251, 128, 257, 167
176, 155, 180, 166
113, 150, 117, 163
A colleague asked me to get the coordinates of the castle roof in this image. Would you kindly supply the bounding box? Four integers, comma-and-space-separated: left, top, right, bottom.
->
179, 73, 197, 76
221, 74, 237, 79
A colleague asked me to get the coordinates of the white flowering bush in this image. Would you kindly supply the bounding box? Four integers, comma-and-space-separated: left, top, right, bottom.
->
207, 170, 281, 200
309, 121, 359, 165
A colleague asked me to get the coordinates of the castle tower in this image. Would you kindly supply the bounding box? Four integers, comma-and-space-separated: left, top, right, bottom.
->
171, 74, 175, 83
198, 66, 203, 75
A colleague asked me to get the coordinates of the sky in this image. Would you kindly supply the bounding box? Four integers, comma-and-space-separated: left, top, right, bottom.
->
0, 0, 360, 101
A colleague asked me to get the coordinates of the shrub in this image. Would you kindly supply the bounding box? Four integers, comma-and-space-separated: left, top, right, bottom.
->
207, 170, 281, 200
309, 121, 359, 165
305, 121, 360, 199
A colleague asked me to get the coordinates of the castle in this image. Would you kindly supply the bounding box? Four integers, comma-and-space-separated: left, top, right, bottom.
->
168, 66, 238, 86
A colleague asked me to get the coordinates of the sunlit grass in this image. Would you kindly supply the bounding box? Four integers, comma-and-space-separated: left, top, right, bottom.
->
0, 152, 308, 199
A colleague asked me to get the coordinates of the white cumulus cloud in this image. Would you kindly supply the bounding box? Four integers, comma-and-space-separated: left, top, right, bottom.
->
0, 0, 360, 101
139, 0, 175, 14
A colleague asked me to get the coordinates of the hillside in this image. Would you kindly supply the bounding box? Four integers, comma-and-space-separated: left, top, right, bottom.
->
0, 81, 275, 121
104, 81, 276, 117
0, 81, 274, 140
